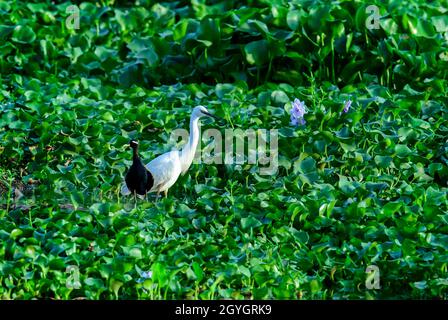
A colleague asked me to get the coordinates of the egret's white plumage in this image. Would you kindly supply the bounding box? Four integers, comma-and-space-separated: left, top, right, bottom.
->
122, 106, 218, 198
146, 150, 182, 193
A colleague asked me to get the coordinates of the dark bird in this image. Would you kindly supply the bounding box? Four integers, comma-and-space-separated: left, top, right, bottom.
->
124, 140, 154, 198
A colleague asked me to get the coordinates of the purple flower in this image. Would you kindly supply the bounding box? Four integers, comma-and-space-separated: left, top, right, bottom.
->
136, 270, 153, 284
290, 98, 307, 126
343, 100, 352, 113
141, 271, 153, 279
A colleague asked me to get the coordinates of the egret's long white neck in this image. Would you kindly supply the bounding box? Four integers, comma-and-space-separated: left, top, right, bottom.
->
180, 115, 200, 174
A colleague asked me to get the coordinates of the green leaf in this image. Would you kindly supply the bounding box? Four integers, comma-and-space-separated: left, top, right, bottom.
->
238, 265, 251, 278
374, 155, 393, 168
12, 25, 36, 44
291, 229, 309, 244
85, 278, 104, 288
152, 262, 168, 286
431, 15, 448, 32
425, 187, 446, 206
192, 262, 204, 282
413, 281, 427, 290
395, 144, 413, 158
110, 279, 123, 298
310, 279, 322, 294
271, 90, 289, 106
10, 229, 23, 239
136, 47, 158, 66
298, 157, 316, 174
102, 112, 114, 122
241, 216, 262, 230
49, 258, 65, 270
244, 40, 269, 66
340, 142, 356, 152
383, 202, 402, 216
129, 247, 142, 259
0, 25, 14, 40
163, 219, 174, 231
286, 10, 301, 31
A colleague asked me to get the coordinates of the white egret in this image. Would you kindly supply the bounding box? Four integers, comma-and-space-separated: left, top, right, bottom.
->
121, 105, 220, 199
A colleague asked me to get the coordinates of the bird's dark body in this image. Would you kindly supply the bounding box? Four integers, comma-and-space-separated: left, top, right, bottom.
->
125, 142, 154, 195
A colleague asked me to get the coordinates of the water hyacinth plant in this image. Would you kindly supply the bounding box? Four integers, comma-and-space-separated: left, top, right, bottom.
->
0, 0, 447, 302
290, 98, 307, 126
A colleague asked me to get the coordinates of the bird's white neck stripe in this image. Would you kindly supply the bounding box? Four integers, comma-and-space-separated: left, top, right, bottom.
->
180, 116, 200, 174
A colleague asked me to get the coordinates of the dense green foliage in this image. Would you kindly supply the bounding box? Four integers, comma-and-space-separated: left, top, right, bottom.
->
0, 0, 447, 299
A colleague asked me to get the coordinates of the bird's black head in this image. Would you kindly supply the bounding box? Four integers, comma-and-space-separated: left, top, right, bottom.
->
130, 140, 139, 149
